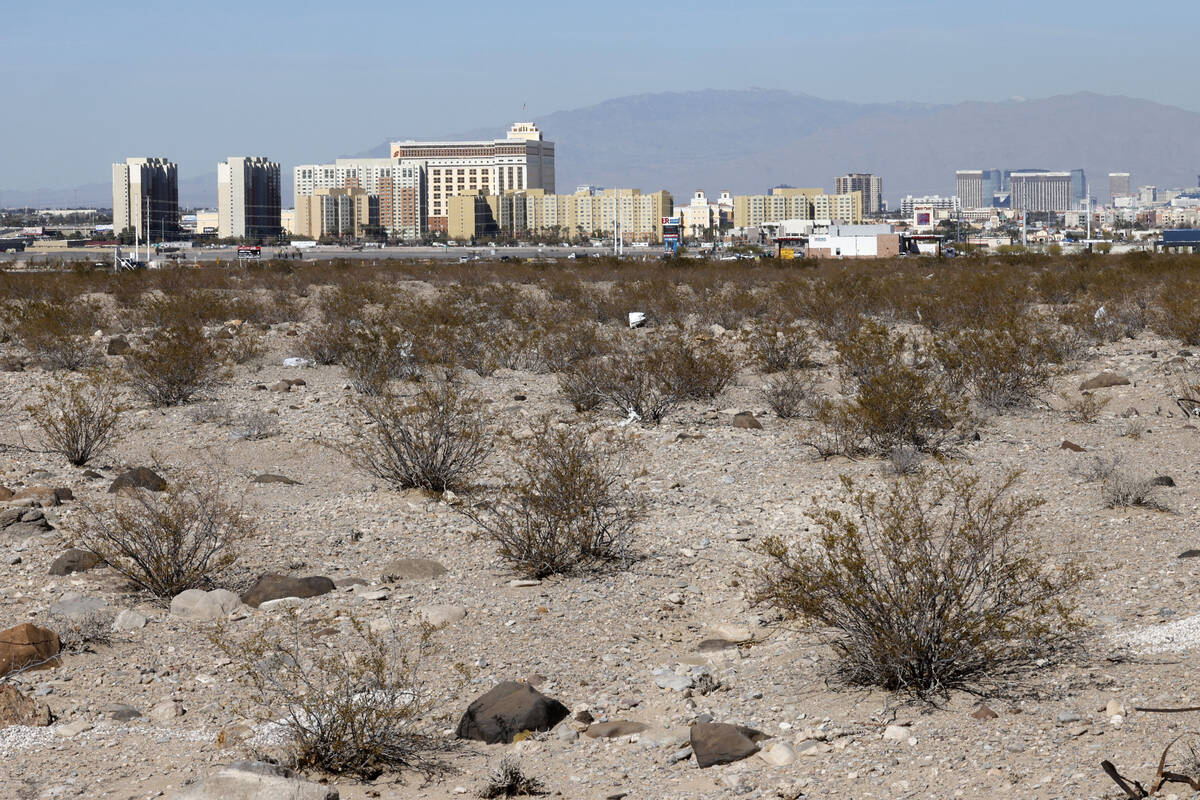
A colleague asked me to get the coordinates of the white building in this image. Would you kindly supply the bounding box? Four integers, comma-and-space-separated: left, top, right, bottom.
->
1010, 172, 1073, 212
390, 122, 555, 231
292, 158, 426, 240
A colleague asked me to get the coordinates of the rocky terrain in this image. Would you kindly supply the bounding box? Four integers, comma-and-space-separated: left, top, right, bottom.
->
0, 265, 1199, 800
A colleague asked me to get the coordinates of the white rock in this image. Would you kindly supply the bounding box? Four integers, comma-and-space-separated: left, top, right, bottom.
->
1105, 700, 1126, 717
416, 604, 467, 627
507, 579, 541, 588
149, 699, 185, 722
258, 597, 302, 611
708, 624, 755, 643
54, 720, 92, 738
170, 589, 243, 621
112, 609, 147, 631
882, 724, 911, 742
171, 761, 336, 800
757, 741, 796, 767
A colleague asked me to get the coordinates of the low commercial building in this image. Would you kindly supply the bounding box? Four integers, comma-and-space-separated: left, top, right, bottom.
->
806, 231, 901, 259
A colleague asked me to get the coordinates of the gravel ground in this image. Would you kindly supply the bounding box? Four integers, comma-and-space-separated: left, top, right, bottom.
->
2, 305, 1200, 800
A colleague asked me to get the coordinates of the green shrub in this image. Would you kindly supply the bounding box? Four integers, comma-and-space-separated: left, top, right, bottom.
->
754, 469, 1084, 696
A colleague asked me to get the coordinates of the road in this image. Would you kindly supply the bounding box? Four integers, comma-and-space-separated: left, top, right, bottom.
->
1, 243, 670, 267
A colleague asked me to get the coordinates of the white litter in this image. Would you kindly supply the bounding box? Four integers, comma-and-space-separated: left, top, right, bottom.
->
628, 312, 646, 329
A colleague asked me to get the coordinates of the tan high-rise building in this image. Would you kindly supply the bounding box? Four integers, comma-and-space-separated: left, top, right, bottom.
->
448, 188, 673, 243
217, 157, 280, 240
390, 122, 555, 231
112, 157, 178, 241
834, 173, 882, 214
293, 188, 376, 240
292, 158, 425, 240
733, 188, 862, 227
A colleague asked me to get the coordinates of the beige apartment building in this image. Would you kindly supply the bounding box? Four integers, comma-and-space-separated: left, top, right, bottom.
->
733, 187, 863, 227
390, 122, 555, 231
293, 188, 377, 240
447, 188, 674, 243
292, 158, 425, 240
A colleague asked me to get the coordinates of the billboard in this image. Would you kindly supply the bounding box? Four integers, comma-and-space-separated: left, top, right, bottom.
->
661, 216, 681, 253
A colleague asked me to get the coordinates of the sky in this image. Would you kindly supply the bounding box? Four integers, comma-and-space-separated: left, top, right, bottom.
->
2, 0, 1198, 198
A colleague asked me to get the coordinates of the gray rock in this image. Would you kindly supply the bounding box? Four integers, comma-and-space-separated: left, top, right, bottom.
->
149, 699, 185, 722
49, 548, 101, 576
379, 558, 448, 581
108, 467, 167, 493
241, 574, 334, 608
250, 474, 301, 485
653, 669, 694, 692
103, 703, 142, 721
455, 681, 570, 744
1057, 711, 1083, 724
171, 761, 338, 800
49, 594, 109, 621
170, 589, 243, 621
585, 720, 649, 739
690, 722, 769, 768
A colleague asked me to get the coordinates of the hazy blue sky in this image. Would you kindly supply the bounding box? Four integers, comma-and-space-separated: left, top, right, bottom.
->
2, 0, 1197, 195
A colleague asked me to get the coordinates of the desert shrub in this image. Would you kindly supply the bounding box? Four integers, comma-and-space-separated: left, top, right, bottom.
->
532, 319, 611, 373
1155, 283, 1200, 346
933, 317, 1056, 410
1080, 455, 1165, 509
222, 327, 266, 365
17, 300, 103, 370
342, 324, 420, 395
40, 608, 114, 652
137, 290, 234, 329
216, 612, 448, 780
338, 378, 491, 492
479, 757, 547, 798
463, 422, 641, 579
753, 469, 1083, 695
229, 410, 279, 440
746, 322, 815, 373
803, 397, 864, 459
25, 369, 125, 466
300, 322, 350, 366
759, 370, 815, 419
588, 345, 683, 425
886, 445, 923, 476
76, 469, 254, 598
658, 335, 737, 401
834, 321, 959, 454
122, 326, 227, 405
558, 362, 604, 412
1062, 392, 1109, 424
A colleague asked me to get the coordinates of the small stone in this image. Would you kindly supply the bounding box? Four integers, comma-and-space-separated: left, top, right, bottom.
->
1105, 700, 1126, 717
149, 699, 185, 722
48, 548, 101, 576
103, 703, 142, 721
379, 558, 448, 581
251, 474, 301, 485
1057, 711, 1083, 724
54, 719, 92, 738
1080, 372, 1131, 390
269, 380, 291, 392
507, 579, 541, 588
654, 671, 693, 692
732, 412, 763, 429
882, 724, 911, 742
585, 720, 649, 739
1060, 440, 1086, 452
1151, 475, 1176, 487
113, 609, 147, 631
1178, 550, 1200, 559
972, 705, 999, 720
757, 741, 796, 767
108, 467, 167, 493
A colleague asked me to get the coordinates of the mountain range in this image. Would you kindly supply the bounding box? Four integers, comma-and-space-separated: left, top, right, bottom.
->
10, 90, 1200, 209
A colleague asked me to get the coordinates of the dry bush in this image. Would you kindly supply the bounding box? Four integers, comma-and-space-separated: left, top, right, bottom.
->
933, 317, 1056, 410
1102, 470, 1163, 509
531, 319, 611, 374
886, 445, 923, 476
746, 322, 816, 373
463, 422, 641, 579
834, 321, 960, 454
40, 608, 114, 652
658, 335, 738, 402
230, 410, 280, 440
803, 398, 864, 459
215, 612, 450, 781
300, 321, 350, 366
759, 370, 815, 419
76, 469, 255, 598
342, 324, 420, 395
25, 369, 125, 466
479, 757, 547, 798
1062, 391, 1109, 424
558, 362, 604, 412
1154, 281, 1200, 345
222, 327, 266, 365
137, 290, 234, 329
338, 378, 491, 492
588, 345, 683, 425
754, 469, 1084, 696
122, 326, 227, 406
17, 300, 103, 370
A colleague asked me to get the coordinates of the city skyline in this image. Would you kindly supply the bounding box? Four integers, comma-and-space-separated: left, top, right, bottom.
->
3, 0, 1200, 197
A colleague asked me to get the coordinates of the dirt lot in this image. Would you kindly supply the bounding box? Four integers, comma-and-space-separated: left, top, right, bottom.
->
1, 258, 1199, 800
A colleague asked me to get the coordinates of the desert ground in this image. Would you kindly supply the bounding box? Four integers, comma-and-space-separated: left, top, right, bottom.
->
1, 255, 1199, 800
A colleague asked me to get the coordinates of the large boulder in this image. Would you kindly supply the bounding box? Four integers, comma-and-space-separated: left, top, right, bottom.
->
170, 589, 243, 621
241, 574, 335, 609
49, 548, 102, 576
0, 507, 53, 537
172, 761, 338, 800
456, 681, 570, 744
0, 683, 51, 727
108, 467, 167, 493
690, 722, 769, 768
0, 623, 61, 676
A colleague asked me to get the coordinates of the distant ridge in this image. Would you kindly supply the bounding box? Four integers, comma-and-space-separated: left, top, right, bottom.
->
10, 90, 1200, 208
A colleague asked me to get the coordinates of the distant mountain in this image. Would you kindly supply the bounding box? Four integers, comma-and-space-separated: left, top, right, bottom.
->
361, 90, 1200, 204
10, 90, 1200, 209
